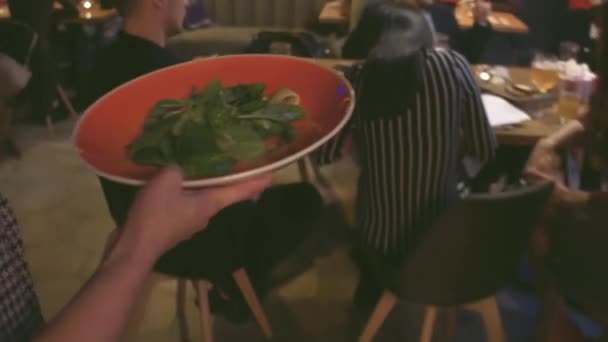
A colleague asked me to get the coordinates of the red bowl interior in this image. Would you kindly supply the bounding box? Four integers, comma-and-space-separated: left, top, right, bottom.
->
74, 55, 353, 184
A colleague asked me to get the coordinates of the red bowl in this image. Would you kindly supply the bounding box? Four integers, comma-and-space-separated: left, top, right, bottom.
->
73, 55, 355, 188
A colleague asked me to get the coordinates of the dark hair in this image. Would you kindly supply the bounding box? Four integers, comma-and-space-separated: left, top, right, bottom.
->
345, 0, 434, 118
342, 0, 433, 59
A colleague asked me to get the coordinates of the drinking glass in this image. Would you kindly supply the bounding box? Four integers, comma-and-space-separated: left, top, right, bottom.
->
531, 53, 559, 94
557, 76, 593, 123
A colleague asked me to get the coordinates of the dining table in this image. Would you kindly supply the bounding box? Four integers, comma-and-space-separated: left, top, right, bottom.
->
312, 58, 562, 146
318, 1, 347, 24
0, 2, 118, 24
454, 6, 528, 34
318, 1, 529, 34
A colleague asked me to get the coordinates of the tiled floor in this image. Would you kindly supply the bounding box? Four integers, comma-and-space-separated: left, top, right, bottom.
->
1, 119, 601, 341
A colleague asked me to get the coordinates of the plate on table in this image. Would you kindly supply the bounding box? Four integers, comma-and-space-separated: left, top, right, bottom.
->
73, 55, 355, 188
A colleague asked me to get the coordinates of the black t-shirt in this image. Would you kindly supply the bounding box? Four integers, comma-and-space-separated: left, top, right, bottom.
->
89, 32, 178, 105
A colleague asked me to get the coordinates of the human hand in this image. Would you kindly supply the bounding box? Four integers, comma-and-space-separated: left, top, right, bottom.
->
120, 167, 272, 262
524, 139, 563, 183
474, 1, 492, 25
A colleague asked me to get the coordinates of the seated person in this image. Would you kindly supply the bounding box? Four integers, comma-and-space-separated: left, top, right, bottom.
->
525, 7, 608, 338
88, 0, 323, 319
321, 0, 496, 308
343, 0, 493, 64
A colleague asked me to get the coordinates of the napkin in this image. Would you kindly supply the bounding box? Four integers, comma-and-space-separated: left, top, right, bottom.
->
481, 94, 531, 127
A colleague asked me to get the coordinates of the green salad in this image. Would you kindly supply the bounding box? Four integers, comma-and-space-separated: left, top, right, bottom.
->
127, 81, 306, 178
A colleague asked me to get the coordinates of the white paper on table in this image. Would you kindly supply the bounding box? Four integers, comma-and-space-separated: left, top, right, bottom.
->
481, 94, 531, 128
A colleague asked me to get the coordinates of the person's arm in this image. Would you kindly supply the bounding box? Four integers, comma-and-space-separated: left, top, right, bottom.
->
524, 119, 591, 206
454, 52, 497, 165
34, 168, 271, 342
33, 235, 158, 342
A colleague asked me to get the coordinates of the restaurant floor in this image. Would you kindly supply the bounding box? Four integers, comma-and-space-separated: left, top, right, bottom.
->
1, 119, 602, 342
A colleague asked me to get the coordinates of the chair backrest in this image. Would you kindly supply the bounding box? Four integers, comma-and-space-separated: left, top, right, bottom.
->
0, 21, 38, 67
204, 0, 327, 28
393, 182, 554, 306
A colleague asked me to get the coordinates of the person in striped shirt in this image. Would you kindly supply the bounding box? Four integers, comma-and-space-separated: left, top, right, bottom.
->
318, 0, 497, 307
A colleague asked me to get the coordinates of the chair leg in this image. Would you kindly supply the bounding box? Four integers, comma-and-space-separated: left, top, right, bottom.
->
232, 268, 273, 338
464, 297, 505, 342
297, 158, 310, 183
56, 85, 78, 118
46, 114, 54, 137
310, 157, 331, 189
196, 281, 214, 342
444, 308, 458, 341
358, 291, 398, 342
176, 279, 190, 342
420, 306, 438, 342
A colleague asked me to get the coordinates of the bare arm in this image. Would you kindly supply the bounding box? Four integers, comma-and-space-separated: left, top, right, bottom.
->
33, 168, 271, 342
524, 119, 591, 206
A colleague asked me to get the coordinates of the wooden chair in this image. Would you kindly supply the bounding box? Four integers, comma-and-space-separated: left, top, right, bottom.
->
0, 20, 78, 139
358, 182, 555, 342
183, 269, 272, 342
0, 20, 37, 159
103, 234, 273, 342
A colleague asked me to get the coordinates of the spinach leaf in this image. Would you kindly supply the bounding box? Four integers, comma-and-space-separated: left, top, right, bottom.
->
224, 83, 266, 106
173, 122, 218, 163
128, 115, 180, 154
181, 153, 236, 178
127, 81, 305, 179
145, 99, 184, 126
262, 104, 306, 122
252, 119, 288, 139
238, 100, 267, 113
216, 125, 267, 161
237, 104, 305, 123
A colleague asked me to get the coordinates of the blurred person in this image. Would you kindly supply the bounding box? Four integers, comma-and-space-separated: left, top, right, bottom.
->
343, 0, 493, 64
319, 1, 496, 308
88, 0, 323, 321
525, 3, 608, 341
0, 167, 270, 341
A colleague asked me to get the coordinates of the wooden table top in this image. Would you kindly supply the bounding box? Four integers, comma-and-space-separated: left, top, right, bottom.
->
454, 8, 529, 34
312, 58, 560, 146
319, 1, 347, 24
319, 1, 529, 34
0, 3, 117, 24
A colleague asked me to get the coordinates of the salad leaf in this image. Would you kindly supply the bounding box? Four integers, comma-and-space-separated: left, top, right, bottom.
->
127, 81, 306, 178
216, 125, 267, 161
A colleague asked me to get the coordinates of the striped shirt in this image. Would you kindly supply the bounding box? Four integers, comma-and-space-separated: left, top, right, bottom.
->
317, 48, 496, 257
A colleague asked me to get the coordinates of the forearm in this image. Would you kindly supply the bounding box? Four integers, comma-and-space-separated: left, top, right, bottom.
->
543, 119, 586, 147
34, 232, 157, 342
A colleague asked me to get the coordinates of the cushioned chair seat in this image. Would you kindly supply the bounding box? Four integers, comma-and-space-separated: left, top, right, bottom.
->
168, 0, 339, 59
168, 26, 264, 60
